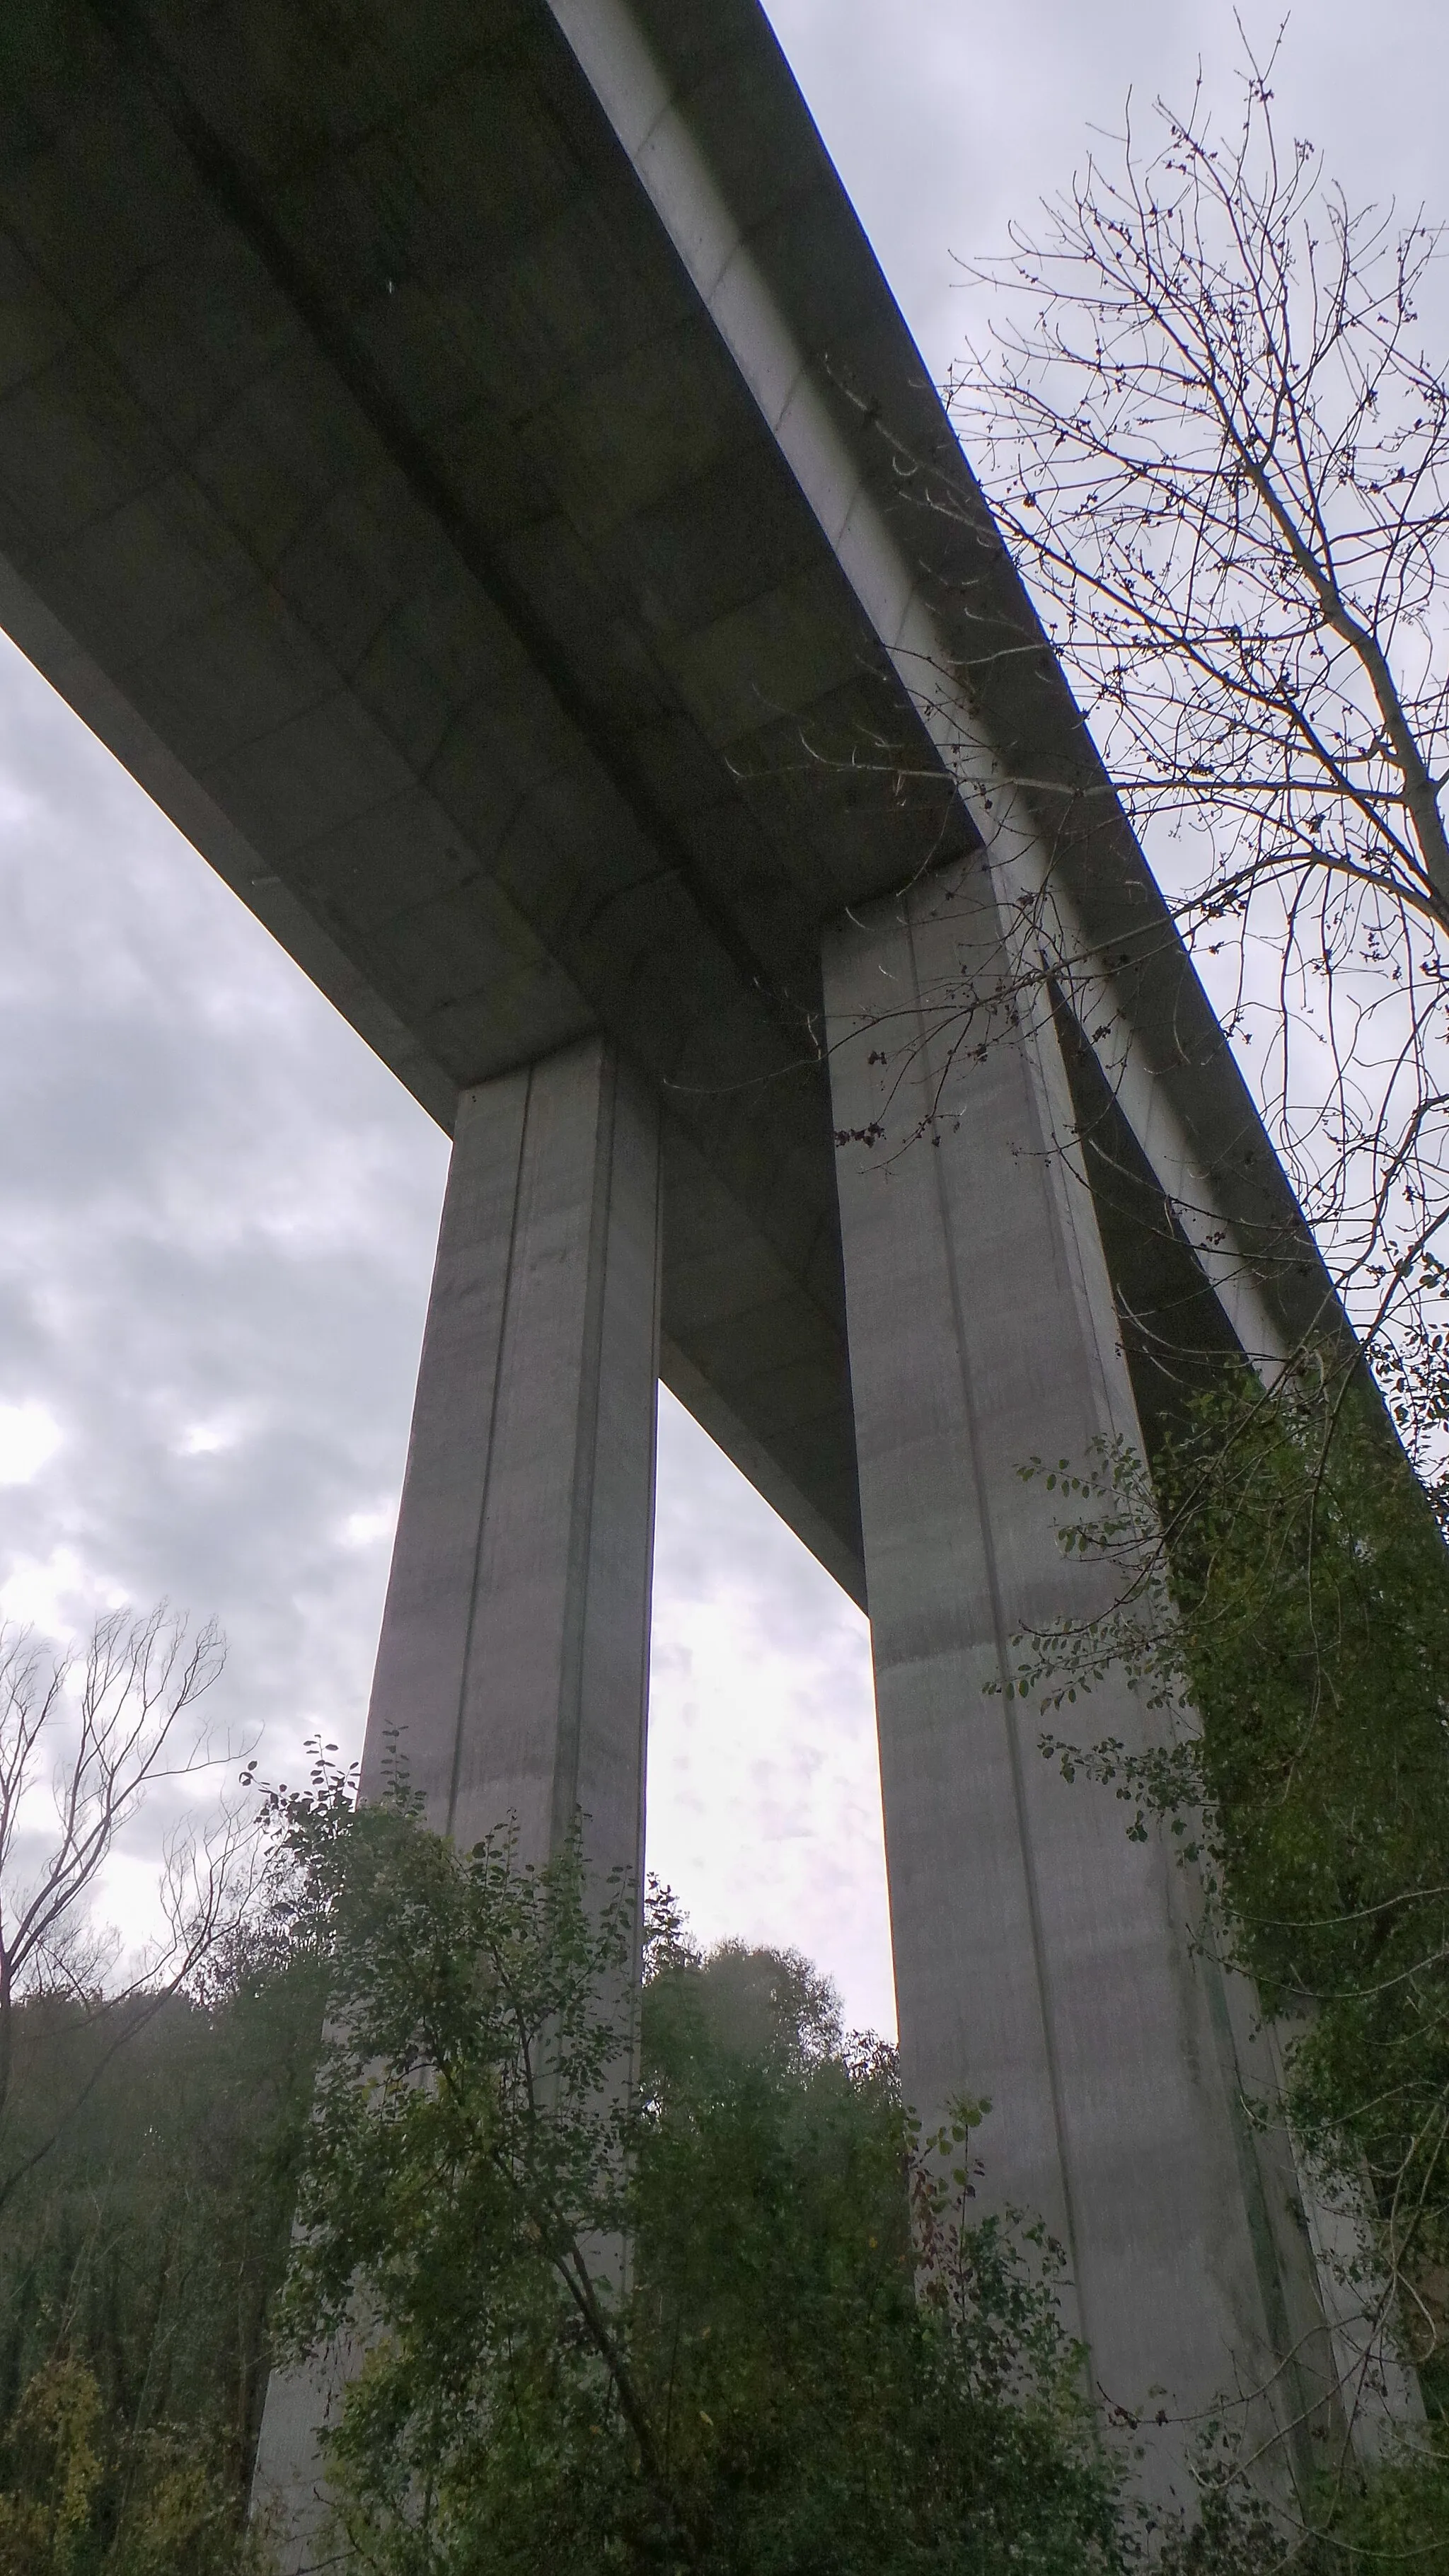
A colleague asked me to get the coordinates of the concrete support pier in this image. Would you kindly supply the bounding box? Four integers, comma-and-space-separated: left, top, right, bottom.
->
250, 1033, 662, 2558
359, 1033, 662, 1872
822, 860, 1315, 2505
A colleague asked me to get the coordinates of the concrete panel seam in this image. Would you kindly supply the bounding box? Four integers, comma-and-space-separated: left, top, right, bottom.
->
447, 1070, 531, 1844
553, 1041, 617, 1854
903, 890, 1090, 2330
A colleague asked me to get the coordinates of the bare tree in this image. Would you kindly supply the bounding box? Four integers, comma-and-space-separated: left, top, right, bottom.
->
931, 37, 1449, 1458
0, 1605, 255, 2219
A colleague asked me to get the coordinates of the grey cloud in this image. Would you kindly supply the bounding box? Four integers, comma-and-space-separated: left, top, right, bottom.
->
0, 636, 447, 1865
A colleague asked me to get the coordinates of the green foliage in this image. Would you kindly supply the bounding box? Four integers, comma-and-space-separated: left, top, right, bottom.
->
1013, 1376, 1449, 2418
1305, 2447, 1449, 2572
631, 1919, 1107, 2576
0, 2350, 263, 2576
268, 1773, 1128, 2574
0, 1881, 328, 2570
14, 1703, 1448, 2568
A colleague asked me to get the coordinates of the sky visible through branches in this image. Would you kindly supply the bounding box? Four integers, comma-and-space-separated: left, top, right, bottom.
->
948, 43, 1449, 1469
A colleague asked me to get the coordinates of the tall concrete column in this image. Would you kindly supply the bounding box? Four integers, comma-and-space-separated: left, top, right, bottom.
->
359, 1032, 662, 1876
251, 1033, 662, 2560
823, 859, 1320, 2505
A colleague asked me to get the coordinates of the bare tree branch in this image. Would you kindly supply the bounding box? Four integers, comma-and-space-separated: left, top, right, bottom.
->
923, 39, 1449, 1460
0, 1605, 258, 2217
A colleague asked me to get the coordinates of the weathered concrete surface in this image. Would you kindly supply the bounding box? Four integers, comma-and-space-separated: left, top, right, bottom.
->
823, 860, 1332, 2506
250, 1032, 661, 2562
248, 2337, 357, 2576
360, 1034, 661, 1870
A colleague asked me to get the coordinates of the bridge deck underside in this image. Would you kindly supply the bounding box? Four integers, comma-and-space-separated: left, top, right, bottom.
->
0, 0, 1002, 1599
0, 0, 1336, 1598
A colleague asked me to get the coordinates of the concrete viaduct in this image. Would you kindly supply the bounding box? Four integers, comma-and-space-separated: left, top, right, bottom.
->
0, 0, 1404, 2534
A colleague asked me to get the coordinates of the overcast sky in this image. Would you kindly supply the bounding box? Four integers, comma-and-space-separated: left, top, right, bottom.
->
0, 4, 1440, 2035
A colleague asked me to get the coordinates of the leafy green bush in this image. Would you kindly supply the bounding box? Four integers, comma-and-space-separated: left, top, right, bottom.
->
1015, 1375, 1449, 2432
0, 1908, 328, 2569
266, 1768, 1128, 2574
